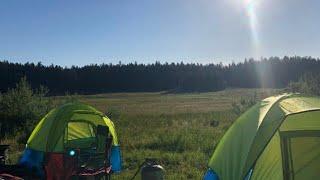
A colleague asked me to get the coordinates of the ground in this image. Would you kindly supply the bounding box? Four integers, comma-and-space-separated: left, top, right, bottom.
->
3, 88, 280, 179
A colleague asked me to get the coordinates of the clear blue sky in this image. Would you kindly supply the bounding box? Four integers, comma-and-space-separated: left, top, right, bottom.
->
1, 0, 319, 66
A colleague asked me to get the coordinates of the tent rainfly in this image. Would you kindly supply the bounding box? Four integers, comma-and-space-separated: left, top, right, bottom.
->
204, 94, 320, 180
19, 103, 121, 178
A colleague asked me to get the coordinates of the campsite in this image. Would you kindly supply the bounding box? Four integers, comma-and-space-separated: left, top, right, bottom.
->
1, 86, 279, 179
1, 0, 320, 179
1, 84, 320, 179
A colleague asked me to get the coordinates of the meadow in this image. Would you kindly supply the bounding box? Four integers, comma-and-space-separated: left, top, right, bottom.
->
3, 88, 280, 179
76, 88, 278, 179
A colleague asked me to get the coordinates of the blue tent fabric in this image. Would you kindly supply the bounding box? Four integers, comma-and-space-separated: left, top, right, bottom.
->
19, 148, 45, 177
203, 169, 219, 180
20, 145, 121, 176
110, 145, 122, 172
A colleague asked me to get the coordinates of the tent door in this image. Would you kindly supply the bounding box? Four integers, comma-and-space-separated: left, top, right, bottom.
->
280, 130, 320, 180
64, 121, 97, 149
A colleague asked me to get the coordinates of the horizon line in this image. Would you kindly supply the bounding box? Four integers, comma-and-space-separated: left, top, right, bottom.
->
1, 55, 320, 68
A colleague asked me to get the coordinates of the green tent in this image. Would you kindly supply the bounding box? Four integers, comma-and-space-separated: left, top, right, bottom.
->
207, 94, 320, 180
27, 102, 119, 152
20, 103, 121, 178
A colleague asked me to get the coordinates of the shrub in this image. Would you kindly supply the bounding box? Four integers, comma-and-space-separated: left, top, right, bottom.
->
0, 77, 53, 143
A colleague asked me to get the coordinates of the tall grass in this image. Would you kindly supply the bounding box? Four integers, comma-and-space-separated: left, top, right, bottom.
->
111, 110, 237, 179
1, 87, 279, 179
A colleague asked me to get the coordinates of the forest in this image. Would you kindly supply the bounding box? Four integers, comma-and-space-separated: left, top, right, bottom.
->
1, 56, 320, 95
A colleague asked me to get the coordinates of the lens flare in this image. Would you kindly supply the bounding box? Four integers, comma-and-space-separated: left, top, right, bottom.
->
244, 0, 260, 55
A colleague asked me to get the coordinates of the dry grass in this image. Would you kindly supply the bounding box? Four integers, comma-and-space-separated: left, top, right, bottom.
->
75, 88, 279, 115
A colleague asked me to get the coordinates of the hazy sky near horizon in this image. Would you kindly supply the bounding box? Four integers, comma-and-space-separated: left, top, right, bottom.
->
0, 0, 319, 66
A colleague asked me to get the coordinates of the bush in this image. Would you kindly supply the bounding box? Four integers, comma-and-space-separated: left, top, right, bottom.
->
0, 77, 53, 143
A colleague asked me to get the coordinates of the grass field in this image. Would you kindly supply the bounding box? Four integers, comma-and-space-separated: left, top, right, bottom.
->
3, 88, 280, 179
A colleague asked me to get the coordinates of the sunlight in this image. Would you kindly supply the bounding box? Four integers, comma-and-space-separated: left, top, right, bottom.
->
244, 0, 260, 55
243, 0, 272, 88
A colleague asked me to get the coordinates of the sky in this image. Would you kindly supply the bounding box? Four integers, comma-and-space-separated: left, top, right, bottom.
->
0, 0, 320, 66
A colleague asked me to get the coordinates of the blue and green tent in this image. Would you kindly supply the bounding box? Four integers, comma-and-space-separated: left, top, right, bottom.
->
20, 103, 121, 177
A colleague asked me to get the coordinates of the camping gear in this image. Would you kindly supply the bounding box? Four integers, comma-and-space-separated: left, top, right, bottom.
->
130, 158, 165, 180
0, 145, 9, 165
141, 159, 165, 180
19, 103, 122, 179
205, 94, 320, 180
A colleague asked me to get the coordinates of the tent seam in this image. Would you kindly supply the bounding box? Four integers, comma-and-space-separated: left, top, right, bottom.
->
243, 108, 320, 179
241, 94, 292, 179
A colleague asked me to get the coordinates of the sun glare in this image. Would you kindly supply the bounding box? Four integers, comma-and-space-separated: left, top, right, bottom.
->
244, 0, 260, 55
243, 0, 273, 87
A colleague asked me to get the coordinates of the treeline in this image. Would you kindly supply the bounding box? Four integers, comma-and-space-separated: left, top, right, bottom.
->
1, 56, 320, 95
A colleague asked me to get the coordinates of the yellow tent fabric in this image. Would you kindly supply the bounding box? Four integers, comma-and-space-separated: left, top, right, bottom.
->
208, 94, 320, 180
27, 103, 119, 152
